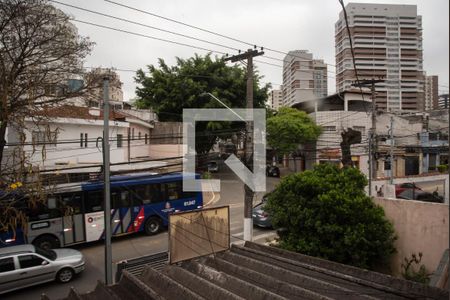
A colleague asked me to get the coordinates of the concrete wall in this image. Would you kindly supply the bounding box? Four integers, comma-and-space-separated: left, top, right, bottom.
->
149, 144, 185, 159
372, 173, 449, 203
373, 197, 449, 277
23, 118, 129, 166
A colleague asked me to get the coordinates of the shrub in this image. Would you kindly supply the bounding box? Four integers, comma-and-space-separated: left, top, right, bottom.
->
265, 163, 396, 270
437, 164, 448, 173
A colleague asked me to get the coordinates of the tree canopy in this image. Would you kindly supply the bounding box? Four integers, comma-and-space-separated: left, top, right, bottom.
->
0, 0, 94, 174
266, 107, 321, 156
265, 163, 396, 269
134, 54, 270, 154
0, 0, 93, 234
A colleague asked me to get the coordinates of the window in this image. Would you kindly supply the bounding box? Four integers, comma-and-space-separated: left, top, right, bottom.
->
0, 257, 15, 273
163, 182, 181, 200
58, 193, 83, 215
18, 255, 45, 268
323, 126, 336, 132
112, 189, 131, 209
86, 191, 104, 212
138, 132, 141, 140
32, 130, 57, 147
133, 184, 161, 205
80, 133, 88, 148
117, 134, 123, 148
145, 134, 148, 145
132, 128, 135, 140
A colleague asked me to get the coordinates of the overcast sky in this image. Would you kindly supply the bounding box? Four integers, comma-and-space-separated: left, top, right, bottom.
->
52, 0, 449, 102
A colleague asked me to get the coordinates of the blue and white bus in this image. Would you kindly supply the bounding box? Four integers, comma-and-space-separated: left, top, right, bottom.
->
0, 173, 203, 249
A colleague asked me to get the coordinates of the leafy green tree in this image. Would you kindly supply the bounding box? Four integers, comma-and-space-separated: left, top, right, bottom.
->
134, 54, 270, 155
265, 163, 396, 269
266, 107, 321, 167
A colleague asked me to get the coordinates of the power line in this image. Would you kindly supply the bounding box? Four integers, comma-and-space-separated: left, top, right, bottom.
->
103, 0, 337, 69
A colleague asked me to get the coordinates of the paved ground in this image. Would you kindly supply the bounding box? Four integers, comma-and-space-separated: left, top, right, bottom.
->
2, 166, 281, 300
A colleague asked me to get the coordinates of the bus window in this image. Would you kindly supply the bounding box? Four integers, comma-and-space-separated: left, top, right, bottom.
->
163, 182, 181, 201
133, 184, 161, 205
59, 193, 82, 215
112, 189, 131, 209
85, 191, 103, 212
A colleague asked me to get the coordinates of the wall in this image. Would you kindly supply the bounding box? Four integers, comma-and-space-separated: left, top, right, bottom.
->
148, 144, 186, 160
23, 118, 129, 166
373, 197, 449, 277
127, 123, 152, 160
372, 173, 449, 203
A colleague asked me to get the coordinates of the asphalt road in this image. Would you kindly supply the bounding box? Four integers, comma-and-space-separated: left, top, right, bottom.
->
2, 167, 280, 300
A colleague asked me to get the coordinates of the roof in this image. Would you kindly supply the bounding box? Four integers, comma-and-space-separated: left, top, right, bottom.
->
0, 244, 35, 257
37, 105, 127, 121
81, 172, 198, 191
58, 242, 449, 300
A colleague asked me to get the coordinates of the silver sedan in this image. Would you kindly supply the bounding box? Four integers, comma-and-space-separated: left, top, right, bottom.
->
0, 244, 85, 295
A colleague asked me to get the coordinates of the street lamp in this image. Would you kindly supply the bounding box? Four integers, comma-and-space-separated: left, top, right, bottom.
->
200, 92, 245, 121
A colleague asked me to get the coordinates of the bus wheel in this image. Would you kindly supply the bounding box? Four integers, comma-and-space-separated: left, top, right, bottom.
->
144, 217, 161, 235
33, 235, 60, 250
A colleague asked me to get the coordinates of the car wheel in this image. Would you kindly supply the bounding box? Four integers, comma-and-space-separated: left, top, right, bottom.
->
33, 235, 60, 250
57, 268, 74, 283
144, 217, 162, 235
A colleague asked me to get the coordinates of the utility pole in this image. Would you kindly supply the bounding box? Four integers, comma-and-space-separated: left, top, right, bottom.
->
351, 78, 383, 196
102, 77, 112, 285
225, 49, 263, 241
389, 116, 394, 184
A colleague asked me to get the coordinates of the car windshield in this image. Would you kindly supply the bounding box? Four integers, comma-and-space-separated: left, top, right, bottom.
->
35, 246, 56, 260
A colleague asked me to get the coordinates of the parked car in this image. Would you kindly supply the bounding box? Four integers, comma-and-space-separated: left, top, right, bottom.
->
0, 244, 85, 294
266, 165, 280, 177
207, 161, 219, 172
395, 183, 421, 197
397, 189, 443, 203
252, 202, 272, 228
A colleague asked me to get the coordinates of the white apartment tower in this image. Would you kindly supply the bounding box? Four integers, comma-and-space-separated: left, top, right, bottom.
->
268, 88, 282, 110
282, 50, 327, 108
335, 3, 424, 111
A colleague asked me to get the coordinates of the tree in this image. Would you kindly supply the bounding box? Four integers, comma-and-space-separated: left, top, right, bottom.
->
0, 0, 93, 235
266, 107, 321, 168
134, 54, 270, 155
0, 0, 94, 174
265, 163, 396, 269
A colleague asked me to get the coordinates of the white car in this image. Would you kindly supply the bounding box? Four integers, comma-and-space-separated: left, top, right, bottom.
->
0, 244, 85, 294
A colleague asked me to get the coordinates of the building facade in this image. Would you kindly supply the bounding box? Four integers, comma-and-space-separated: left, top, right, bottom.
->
424, 74, 439, 110
268, 89, 282, 110
335, 3, 424, 111
282, 50, 327, 108
438, 94, 449, 109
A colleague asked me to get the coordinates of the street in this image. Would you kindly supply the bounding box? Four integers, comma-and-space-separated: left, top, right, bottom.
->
2, 168, 280, 300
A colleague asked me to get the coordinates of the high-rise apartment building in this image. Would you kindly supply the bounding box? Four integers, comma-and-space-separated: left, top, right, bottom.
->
335, 3, 424, 111
424, 74, 439, 110
268, 88, 282, 110
439, 94, 449, 109
282, 50, 327, 108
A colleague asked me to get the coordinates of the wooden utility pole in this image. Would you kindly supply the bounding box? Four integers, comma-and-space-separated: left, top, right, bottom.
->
351, 78, 383, 196
389, 116, 394, 184
225, 49, 263, 241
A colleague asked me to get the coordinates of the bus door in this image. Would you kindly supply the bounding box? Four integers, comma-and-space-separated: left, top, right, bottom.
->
84, 191, 105, 242
60, 193, 85, 245
111, 189, 133, 235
